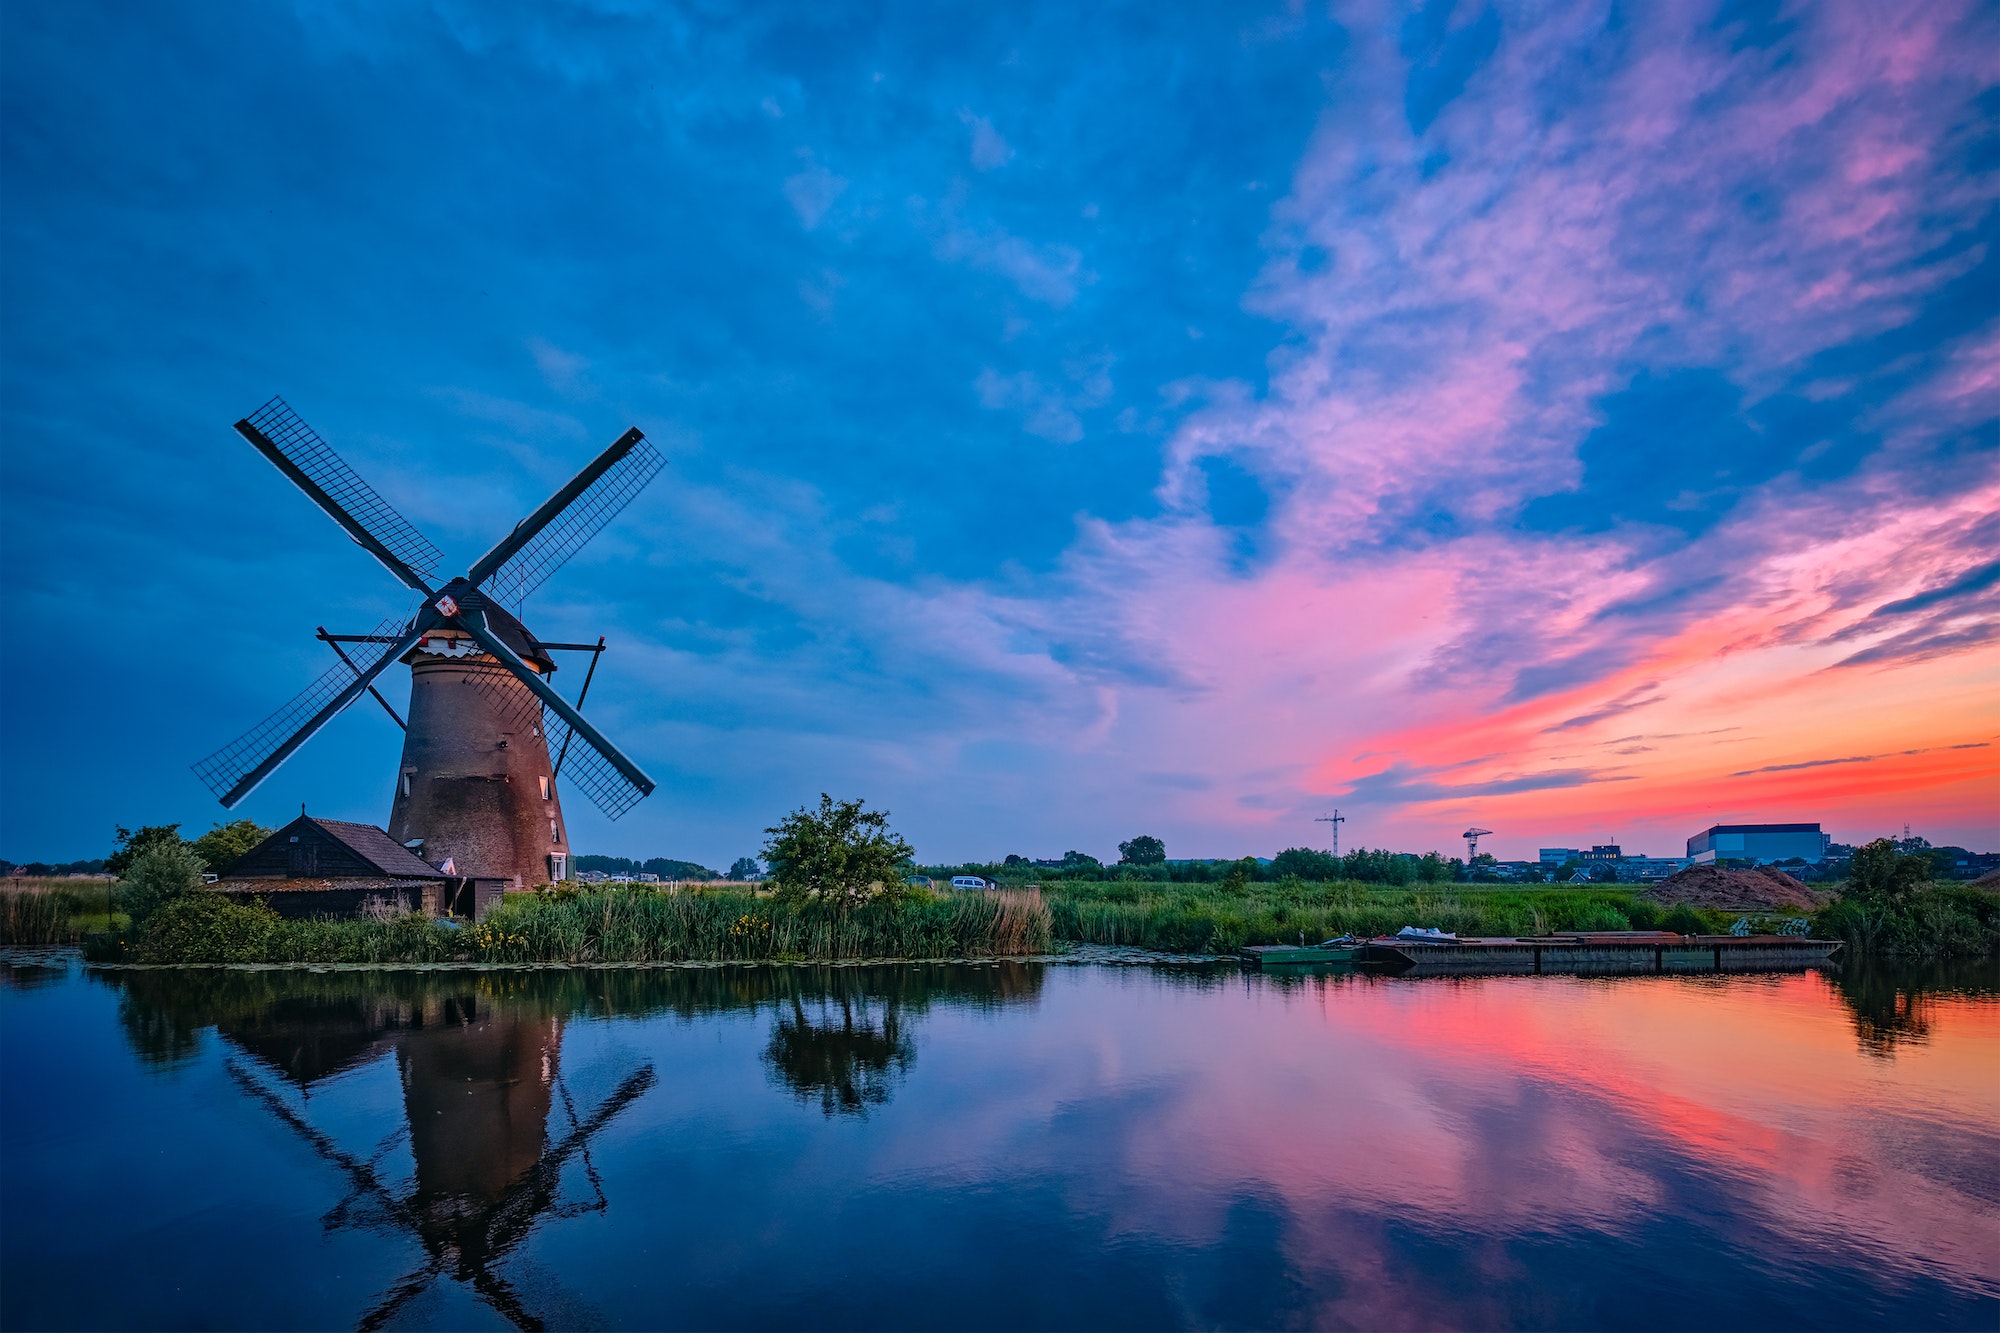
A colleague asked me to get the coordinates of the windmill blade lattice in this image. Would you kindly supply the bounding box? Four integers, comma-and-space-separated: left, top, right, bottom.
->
470, 672, 649, 820
191, 612, 413, 802
244, 397, 447, 587
478, 434, 663, 611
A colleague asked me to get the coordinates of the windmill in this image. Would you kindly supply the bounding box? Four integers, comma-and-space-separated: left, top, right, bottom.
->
192, 397, 662, 888
1314, 809, 1347, 858
226, 1053, 656, 1333
1462, 827, 1493, 860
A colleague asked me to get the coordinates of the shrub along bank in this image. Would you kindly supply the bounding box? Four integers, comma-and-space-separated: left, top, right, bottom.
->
1812, 839, 2000, 961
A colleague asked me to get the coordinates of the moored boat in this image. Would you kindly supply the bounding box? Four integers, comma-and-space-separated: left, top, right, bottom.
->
1242, 937, 1360, 968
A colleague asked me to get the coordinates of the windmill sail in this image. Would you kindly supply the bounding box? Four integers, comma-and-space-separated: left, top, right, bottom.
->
464, 643, 653, 821
546, 703, 650, 820
192, 612, 418, 806
473, 430, 663, 611
239, 397, 447, 591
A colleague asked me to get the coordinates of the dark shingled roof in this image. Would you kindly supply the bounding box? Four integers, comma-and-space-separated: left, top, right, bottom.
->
309, 818, 451, 879
213, 877, 438, 894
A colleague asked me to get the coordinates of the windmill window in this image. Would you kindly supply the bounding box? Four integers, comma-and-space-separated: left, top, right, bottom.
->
401, 774, 411, 797
539, 776, 549, 800
550, 819, 559, 844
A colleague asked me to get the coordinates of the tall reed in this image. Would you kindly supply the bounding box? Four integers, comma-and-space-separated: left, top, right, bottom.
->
85, 886, 1054, 965
0, 890, 85, 946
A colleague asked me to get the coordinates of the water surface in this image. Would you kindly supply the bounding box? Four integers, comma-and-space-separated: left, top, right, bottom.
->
2, 957, 1994, 1331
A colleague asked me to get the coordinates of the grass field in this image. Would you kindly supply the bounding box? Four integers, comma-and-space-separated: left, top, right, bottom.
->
1043, 879, 1713, 953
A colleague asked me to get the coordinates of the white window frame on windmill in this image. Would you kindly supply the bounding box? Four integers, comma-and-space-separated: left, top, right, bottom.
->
415, 630, 479, 659
539, 776, 550, 801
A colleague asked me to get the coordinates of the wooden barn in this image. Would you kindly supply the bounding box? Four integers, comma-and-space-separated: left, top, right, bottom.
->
211, 814, 507, 922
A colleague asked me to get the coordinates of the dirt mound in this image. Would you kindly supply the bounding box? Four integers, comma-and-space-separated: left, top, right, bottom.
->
1975, 868, 2000, 889
1642, 863, 1824, 912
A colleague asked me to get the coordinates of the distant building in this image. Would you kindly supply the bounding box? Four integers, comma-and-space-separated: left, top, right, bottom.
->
1687, 823, 1830, 865
1581, 845, 1623, 863
1539, 848, 1581, 866
1611, 856, 1691, 883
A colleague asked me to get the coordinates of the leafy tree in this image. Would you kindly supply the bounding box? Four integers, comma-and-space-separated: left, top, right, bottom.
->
575, 854, 641, 875
1117, 835, 1166, 866
729, 857, 763, 880
641, 857, 721, 881
1059, 850, 1103, 875
1848, 838, 1930, 904
1270, 847, 1339, 880
188, 820, 269, 876
117, 841, 207, 922
763, 795, 916, 911
106, 824, 184, 878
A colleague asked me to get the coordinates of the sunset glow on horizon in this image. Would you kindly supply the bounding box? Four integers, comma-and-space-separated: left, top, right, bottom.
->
1, 0, 1994, 864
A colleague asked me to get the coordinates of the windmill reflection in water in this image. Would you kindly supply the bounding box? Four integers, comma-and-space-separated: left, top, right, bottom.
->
219, 993, 654, 1332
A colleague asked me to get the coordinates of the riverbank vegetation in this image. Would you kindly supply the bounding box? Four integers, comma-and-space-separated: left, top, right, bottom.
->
77, 886, 1052, 965
1814, 839, 2000, 961
15, 870, 1994, 964
8, 803, 1993, 965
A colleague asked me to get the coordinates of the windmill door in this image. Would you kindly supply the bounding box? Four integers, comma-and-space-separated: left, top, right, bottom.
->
287, 840, 319, 876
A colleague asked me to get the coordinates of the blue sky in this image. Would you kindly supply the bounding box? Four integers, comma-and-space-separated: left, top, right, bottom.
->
4, 0, 1995, 867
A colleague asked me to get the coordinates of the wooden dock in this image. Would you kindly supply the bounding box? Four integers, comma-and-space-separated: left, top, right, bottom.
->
1349, 931, 1839, 977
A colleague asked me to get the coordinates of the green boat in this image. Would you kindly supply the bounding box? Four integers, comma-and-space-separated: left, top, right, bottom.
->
1242, 939, 1359, 968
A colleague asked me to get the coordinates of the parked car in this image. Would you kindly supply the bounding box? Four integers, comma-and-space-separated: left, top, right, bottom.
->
950, 875, 993, 891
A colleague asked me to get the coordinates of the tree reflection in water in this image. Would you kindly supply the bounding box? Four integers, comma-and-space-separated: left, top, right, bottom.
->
754, 962, 1044, 1116
1831, 955, 2000, 1057
765, 991, 914, 1115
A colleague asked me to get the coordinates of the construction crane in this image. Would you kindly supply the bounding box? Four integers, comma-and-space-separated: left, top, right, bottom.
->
1462, 827, 1493, 860
1314, 809, 1347, 858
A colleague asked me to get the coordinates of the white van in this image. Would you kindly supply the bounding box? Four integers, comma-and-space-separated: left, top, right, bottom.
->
950, 875, 993, 891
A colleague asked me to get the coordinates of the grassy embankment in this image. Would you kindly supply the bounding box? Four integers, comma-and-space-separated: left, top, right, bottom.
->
8, 875, 1993, 965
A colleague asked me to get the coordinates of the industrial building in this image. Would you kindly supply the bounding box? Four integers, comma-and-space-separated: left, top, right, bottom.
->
1686, 823, 1830, 865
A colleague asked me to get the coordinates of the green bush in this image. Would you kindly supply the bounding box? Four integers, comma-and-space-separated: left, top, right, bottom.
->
1658, 904, 1710, 936
132, 894, 278, 962
117, 843, 208, 923
1817, 883, 1998, 960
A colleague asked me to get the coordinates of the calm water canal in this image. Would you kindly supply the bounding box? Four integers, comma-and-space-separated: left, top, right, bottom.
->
2, 956, 1995, 1331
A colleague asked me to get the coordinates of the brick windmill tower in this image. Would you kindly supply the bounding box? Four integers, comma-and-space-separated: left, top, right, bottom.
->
193, 398, 662, 888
